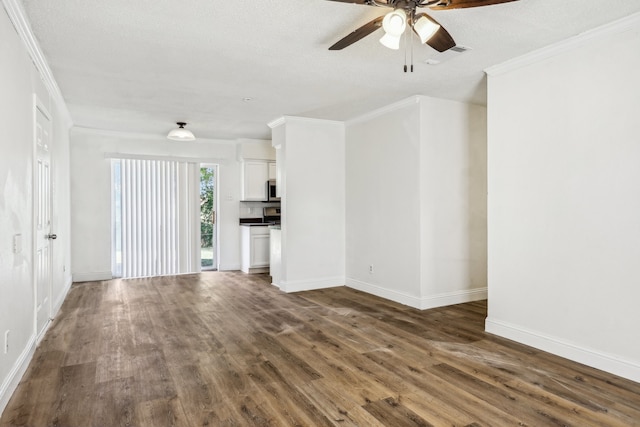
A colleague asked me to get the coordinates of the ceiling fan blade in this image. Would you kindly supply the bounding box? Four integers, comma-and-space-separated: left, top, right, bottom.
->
324, 0, 381, 5
413, 14, 456, 52
429, 0, 518, 10
329, 16, 384, 50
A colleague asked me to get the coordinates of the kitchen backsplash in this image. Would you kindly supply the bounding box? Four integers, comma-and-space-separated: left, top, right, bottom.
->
239, 201, 281, 219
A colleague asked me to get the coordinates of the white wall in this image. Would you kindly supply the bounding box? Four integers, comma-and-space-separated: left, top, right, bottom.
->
486, 15, 640, 382
50, 100, 73, 311
0, 5, 72, 414
270, 117, 345, 292
419, 97, 488, 307
346, 99, 422, 303
69, 128, 241, 279
237, 138, 275, 161
345, 96, 487, 309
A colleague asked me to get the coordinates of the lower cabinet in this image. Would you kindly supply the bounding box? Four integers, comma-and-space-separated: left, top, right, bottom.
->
269, 227, 281, 287
241, 226, 270, 274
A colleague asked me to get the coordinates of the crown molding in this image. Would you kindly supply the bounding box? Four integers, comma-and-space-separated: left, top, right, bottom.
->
346, 96, 420, 126
267, 116, 286, 129
268, 115, 344, 129
72, 125, 236, 144
236, 138, 271, 144
486, 11, 640, 77
2, 0, 73, 127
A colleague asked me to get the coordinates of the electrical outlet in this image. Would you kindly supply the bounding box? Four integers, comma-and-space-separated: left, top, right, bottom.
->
369, 265, 374, 274
4, 330, 9, 354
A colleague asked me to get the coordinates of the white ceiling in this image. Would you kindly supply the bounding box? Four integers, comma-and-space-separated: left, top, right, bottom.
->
20, 0, 640, 140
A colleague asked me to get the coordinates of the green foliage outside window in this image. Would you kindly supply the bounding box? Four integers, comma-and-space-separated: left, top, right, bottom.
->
200, 167, 215, 266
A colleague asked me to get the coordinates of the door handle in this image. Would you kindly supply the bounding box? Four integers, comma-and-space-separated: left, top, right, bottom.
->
47, 234, 57, 240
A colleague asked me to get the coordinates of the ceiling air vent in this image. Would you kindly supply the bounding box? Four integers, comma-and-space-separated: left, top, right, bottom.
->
425, 45, 471, 65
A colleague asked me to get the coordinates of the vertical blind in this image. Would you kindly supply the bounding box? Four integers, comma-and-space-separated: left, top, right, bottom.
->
111, 158, 200, 278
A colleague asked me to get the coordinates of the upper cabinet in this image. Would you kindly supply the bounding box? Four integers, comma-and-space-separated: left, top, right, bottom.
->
237, 139, 276, 201
241, 161, 269, 201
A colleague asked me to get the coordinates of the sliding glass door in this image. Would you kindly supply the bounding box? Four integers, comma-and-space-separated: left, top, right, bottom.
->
111, 158, 200, 278
200, 165, 217, 271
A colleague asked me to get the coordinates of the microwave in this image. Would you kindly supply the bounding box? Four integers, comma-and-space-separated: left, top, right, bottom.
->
267, 180, 280, 201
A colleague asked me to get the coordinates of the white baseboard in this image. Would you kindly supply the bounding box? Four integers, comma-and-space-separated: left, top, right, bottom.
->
419, 287, 487, 310
72, 271, 112, 282
346, 279, 487, 310
2, 275, 75, 415
0, 333, 36, 418
280, 276, 345, 293
218, 264, 240, 272
485, 318, 640, 383
346, 279, 422, 308
53, 276, 73, 315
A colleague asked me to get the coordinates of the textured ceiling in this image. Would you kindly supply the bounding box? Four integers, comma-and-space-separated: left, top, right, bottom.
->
19, 0, 640, 140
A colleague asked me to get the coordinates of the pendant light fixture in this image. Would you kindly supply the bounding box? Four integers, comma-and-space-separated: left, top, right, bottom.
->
167, 122, 196, 141
412, 13, 441, 44
379, 9, 407, 50
378, 9, 440, 51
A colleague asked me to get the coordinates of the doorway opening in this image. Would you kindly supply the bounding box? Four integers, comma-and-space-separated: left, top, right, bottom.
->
200, 165, 218, 271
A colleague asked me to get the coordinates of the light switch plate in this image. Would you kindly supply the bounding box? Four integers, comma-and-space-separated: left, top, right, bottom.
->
13, 234, 22, 254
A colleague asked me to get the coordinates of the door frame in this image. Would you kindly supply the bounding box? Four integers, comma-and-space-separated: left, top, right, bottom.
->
32, 94, 53, 341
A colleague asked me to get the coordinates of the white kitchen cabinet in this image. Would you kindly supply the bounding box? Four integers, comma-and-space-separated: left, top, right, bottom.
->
241, 161, 268, 201
241, 225, 270, 273
269, 227, 281, 287
268, 161, 276, 180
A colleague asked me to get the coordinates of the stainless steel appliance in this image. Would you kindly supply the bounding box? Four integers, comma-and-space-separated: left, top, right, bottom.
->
267, 180, 279, 201
263, 207, 281, 224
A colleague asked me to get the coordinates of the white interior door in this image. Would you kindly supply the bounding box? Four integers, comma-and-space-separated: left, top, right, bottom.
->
35, 101, 53, 337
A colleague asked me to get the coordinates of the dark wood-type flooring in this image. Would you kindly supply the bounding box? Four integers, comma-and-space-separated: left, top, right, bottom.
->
2, 272, 640, 426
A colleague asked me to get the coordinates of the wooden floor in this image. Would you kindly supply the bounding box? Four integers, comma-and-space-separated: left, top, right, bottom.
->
2, 272, 640, 426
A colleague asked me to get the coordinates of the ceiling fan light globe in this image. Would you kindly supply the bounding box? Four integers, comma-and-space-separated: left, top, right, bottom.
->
382, 10, 407, 36
379, 32, 401, 50
167, 128, 196, 141
413, 15, 441, 44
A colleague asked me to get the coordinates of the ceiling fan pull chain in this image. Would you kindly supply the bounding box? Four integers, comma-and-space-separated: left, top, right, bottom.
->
404, 28, 408, 73
402, 28, 407, 73
411, 28, 415, 72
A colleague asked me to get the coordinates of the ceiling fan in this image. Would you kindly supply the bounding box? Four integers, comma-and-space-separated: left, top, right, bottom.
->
327, 0, 519, 53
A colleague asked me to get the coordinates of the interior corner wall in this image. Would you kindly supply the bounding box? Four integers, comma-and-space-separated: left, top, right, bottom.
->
69, 130, 241, 280
277, 118, 345, 292
419, 97, 487, 309
345, 100, 422, 306
0, 7, 72, 415
486, 21, 640, 382
345, 97, 487, 309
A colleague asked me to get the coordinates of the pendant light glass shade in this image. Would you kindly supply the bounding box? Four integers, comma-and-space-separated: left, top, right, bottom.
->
413, 14, 441, 44
382, 10, 407, 35
379, 33, 402, 50
167, 122, 195, 141
380, 9, 406, 50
